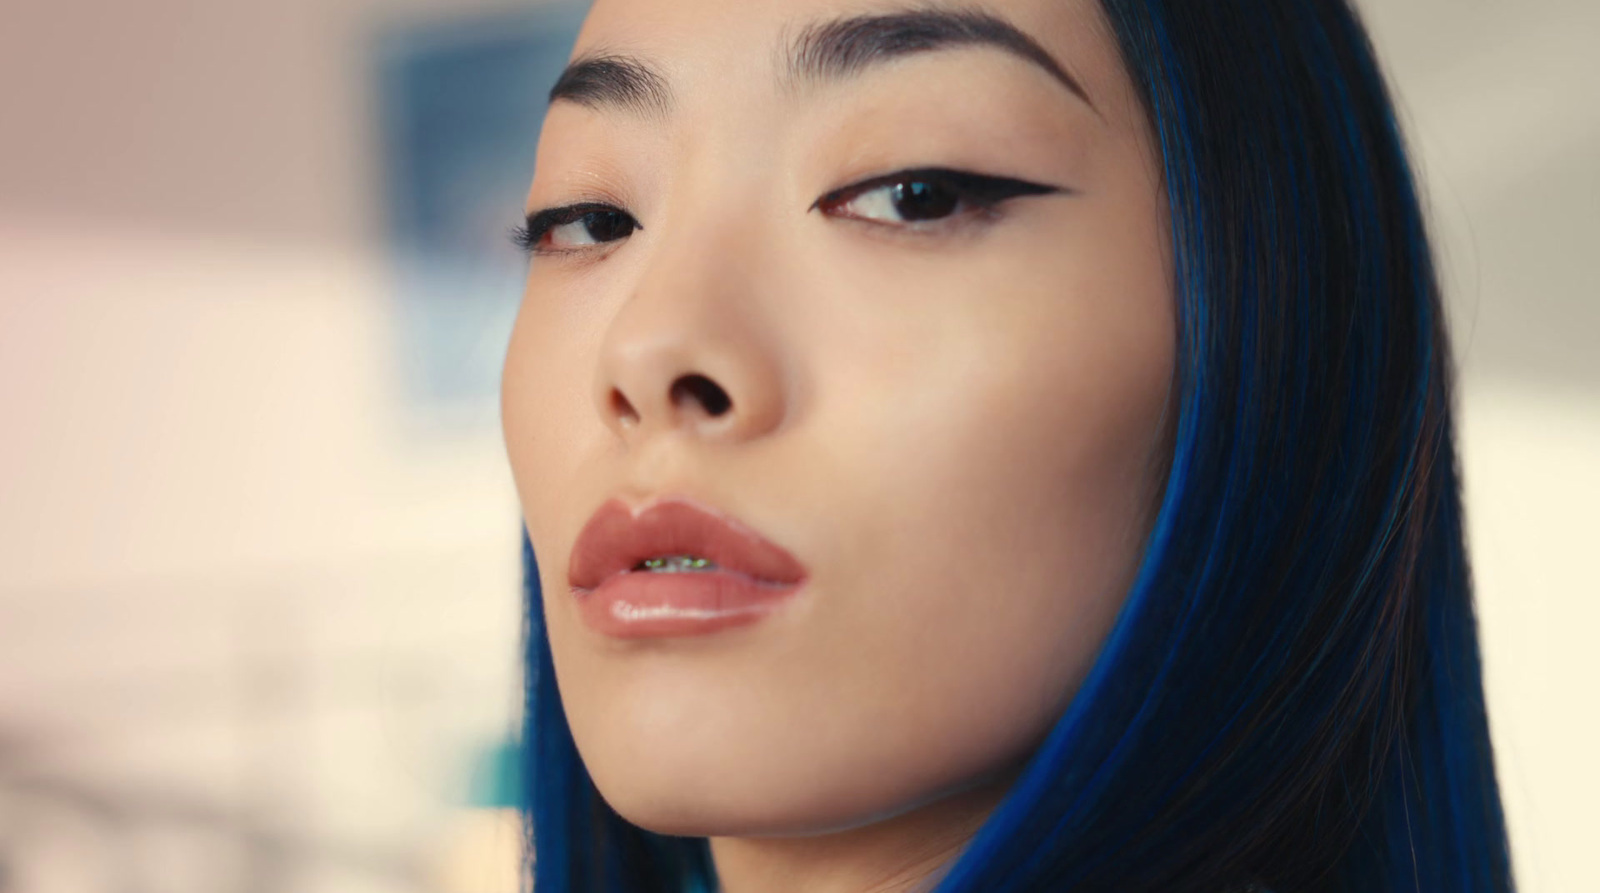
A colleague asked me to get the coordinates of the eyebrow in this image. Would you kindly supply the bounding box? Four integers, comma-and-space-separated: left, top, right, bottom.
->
548, 7, 1096, 118
784, 8, 1095, 111
546, 53, 672, 118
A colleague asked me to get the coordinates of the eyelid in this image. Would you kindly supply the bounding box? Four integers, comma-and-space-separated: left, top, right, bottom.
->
810, 167, 1065, 217
513, 167, 1063, 254
512, 201, 640, 256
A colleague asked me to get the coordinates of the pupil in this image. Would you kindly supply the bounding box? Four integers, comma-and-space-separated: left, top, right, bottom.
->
891, 181, 958, 221
583, 211, 634, 242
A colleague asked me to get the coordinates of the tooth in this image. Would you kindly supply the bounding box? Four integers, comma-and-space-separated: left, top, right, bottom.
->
636, 555, 718, 572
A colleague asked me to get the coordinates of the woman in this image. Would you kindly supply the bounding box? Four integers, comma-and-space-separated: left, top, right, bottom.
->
499, 0, 1515, 890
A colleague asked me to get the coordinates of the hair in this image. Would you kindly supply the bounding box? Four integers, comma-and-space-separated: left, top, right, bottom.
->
516, 1, 1516, 890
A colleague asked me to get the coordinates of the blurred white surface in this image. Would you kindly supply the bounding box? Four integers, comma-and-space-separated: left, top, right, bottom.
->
0, 221, 524, 892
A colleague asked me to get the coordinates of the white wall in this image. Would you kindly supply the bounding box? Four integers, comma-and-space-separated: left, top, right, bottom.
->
1362, 3, 1600, 887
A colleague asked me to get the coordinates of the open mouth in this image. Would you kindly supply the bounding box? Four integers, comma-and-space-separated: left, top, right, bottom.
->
568, 496, 807, 591
568, 497, 809, 638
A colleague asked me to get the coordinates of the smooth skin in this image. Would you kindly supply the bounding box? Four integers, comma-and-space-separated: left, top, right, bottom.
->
501, 1, 1173, 891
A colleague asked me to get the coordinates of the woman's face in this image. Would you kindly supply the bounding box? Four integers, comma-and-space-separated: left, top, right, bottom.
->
502, 0, 1172, 839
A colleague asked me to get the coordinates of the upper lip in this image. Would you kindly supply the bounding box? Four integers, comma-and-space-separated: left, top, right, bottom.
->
567, 496, 809, 591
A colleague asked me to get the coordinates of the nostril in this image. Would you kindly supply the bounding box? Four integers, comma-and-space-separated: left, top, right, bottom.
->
671, 373, 732, 417
610, 388, 640, 426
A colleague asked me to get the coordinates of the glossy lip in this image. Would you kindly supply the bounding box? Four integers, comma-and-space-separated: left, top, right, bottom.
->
567, 497, 809, 639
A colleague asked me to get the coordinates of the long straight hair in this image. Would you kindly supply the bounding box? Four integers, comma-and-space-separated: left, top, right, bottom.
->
517, 1, 1516, 890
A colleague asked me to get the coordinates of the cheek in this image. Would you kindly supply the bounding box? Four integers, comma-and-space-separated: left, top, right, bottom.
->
818, 244, 1177, 758
797, 195, 1175, 811
501, 293, 604, 543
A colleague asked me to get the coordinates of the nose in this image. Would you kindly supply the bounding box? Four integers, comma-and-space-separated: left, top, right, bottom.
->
593, 221, 790, 447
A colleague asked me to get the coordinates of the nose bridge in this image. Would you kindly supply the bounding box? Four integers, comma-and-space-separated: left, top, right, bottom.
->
593, 169, 789, 447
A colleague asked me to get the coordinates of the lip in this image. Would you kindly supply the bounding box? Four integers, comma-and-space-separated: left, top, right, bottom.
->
567, 497, 809, 639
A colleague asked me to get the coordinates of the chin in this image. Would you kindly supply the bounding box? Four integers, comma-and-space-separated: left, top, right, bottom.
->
588, 755, 851, 837
580, 735, 941, 839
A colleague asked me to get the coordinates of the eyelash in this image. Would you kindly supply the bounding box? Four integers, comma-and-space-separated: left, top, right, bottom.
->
511, 167, 1062, 257
812, 167, 1061, 225
510, 202, 637, 257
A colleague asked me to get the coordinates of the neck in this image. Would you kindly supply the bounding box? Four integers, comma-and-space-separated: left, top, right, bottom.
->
708, 773, 1016, 893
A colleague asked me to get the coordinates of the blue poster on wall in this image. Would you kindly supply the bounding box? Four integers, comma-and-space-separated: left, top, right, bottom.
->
374, 3, 588, 423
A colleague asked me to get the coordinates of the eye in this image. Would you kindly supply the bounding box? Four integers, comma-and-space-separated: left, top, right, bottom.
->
812, 168, 1062, 228
512, 202, 640, 256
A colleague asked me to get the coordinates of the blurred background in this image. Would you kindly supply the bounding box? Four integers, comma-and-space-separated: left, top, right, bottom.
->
0, 0, 1595, 890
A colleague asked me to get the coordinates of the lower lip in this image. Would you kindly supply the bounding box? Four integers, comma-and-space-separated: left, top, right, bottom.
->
576, 570, 803, 639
